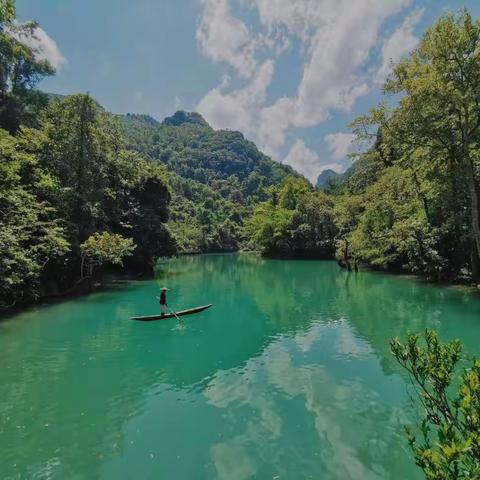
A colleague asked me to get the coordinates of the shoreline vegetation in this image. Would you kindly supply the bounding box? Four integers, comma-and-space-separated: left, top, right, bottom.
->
2, 3, 480, 311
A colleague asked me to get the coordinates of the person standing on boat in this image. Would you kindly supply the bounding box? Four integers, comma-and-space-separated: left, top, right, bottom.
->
159, 287, 168, 315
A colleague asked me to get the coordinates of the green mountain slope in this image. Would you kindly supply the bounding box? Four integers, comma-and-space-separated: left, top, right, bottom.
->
121, 111, 297, 252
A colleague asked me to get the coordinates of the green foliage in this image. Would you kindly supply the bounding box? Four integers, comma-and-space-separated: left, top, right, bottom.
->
166, 172, 243, 252
341, 10, 480, 281
0, 0, 15, 21
0, 93, 175, 307
80, 232, 135, 279
162, 110, 209, 127
391, 331, 480, 479
0, 1, 54, 133
0, 128, 69, 308
333, 193, 365, 269
349, 167, 444, 275
122, 111, 296, 253
41, 94, 176, 266
246, 176, 336, 257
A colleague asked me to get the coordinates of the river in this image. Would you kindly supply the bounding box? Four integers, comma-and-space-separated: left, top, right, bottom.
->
1, 254, 479, 479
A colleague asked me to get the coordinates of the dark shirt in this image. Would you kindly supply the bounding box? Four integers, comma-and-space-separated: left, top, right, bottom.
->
159, 292, 167, 305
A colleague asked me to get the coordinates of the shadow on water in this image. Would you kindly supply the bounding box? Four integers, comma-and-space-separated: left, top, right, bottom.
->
1, 254, 480, 479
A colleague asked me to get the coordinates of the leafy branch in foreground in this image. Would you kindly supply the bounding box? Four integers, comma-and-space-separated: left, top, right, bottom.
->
391, 330, 480, 479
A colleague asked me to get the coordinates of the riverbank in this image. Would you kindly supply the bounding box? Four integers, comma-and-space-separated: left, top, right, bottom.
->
4, 249, 479, 319
0, 270, 151, 321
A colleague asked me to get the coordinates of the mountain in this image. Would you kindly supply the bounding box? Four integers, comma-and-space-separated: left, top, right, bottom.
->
162, 111, 209, 127
121, 111, 298, 252
316, 169, 341, 188
124, 113, 160, 128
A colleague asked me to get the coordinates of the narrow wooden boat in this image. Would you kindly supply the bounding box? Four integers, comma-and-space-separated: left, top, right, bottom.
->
131, 304, 213, 322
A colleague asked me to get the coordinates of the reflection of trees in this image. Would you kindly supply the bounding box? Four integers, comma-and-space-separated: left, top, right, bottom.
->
334, 271, 480, 374
158, 254, 480, 380
0, 255, 286, 478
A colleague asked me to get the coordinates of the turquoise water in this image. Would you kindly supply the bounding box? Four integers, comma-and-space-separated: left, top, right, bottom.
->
1, 254, 480, 480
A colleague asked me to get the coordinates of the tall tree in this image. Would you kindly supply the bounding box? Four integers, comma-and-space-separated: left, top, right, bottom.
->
0, 0, 54, 133
0, 128, 69, 308
41, 94, 119, 241
365, 12, 480, 279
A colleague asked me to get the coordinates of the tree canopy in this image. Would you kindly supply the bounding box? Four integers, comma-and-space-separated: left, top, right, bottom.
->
0, 0, 54, 133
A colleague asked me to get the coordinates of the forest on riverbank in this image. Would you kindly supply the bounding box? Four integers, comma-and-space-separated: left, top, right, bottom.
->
247, 10, 480, 285
2, 2, 480, 309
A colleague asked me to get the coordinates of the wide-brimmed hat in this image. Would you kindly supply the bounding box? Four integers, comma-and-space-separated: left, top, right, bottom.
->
160, 287, 169, 291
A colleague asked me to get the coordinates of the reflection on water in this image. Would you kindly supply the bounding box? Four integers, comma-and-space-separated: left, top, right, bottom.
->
1, 254, 479, 479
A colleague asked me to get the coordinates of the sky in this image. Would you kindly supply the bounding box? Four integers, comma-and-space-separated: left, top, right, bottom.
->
16, 0, 480, 183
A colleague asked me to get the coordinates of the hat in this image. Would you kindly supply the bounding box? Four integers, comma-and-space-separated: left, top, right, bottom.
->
161, 287, 169, 291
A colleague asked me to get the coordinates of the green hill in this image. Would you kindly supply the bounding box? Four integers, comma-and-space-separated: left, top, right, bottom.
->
121, 111, 297, 252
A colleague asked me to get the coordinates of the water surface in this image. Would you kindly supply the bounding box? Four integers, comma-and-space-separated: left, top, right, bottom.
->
1, 254, 480, 479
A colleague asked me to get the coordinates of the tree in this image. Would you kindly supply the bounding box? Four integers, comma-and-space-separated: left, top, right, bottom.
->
80, 232, 135, 280
246, 176, 336, 257
41, 94, 119, 239
333, 194, 364, 270
391, 331, 480, 479
41, 95, 176, 273
0, 0, 54, 133
347, 167, 447, 278
359, 11, 480, 280
120, 111, 297, 253
0, 127, 69, 308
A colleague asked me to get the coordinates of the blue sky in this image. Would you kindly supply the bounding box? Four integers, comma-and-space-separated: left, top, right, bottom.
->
17, 0, 480, 182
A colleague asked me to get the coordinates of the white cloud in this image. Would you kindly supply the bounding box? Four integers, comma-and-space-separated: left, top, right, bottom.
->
324, 132, 356, 160
283, 139, 324, 183
245, 0, 323, 42
196, 0, 258, 78
376, 9, 424, 84
197, 0, 414, 166
257, 97, 296, 153
12, 25, 66, 70
292, 0, 411, 127
197, 60, 275, 137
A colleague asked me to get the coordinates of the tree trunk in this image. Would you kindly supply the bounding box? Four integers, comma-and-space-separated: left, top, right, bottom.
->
472, 242, 480, 282
464, 155, 480, 282
344, 240, 352, 271
80, 254, 85, 280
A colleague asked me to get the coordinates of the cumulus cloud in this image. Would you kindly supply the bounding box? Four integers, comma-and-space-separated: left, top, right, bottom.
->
245, 0, 323, 42
197, 60, 274, 135
283, 139, 330, 183
13, 25, 66, 70
197, 0, 414, 170
324, 132, 356, 160
257, 97, 296, 153
196, 0, 258, 78
376, 9, 424, 84
293, 0, 411, 127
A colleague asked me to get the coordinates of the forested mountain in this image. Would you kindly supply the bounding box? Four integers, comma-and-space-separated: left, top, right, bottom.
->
316, 169, 340, 188
121, 111, 296, 252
